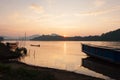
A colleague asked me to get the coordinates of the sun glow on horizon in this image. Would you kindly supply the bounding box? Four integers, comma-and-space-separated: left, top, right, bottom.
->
63, 35, 67, 37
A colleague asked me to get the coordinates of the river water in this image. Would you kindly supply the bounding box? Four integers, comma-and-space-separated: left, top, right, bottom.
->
7, 41, 120, 80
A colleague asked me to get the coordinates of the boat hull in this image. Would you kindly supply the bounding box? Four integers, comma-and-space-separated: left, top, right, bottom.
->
81, 44, 120, 64
30, 44, 40, 47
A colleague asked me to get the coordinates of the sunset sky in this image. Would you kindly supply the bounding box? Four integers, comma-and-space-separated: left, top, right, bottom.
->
0, 0, 120, 37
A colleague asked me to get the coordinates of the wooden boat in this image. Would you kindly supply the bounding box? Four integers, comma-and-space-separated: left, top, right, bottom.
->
0, 42, 27, 60
30, 44, 40, 47
6, 42, 19, 49
81, 43, 120, 64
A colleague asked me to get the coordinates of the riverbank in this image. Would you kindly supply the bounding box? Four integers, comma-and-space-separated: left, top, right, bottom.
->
0, 61, 103, 80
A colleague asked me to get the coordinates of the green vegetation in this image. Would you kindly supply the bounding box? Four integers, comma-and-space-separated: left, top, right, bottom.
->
0, 63, 55, 80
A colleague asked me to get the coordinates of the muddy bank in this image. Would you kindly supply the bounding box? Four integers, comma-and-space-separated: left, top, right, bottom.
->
0, 61, 103, 80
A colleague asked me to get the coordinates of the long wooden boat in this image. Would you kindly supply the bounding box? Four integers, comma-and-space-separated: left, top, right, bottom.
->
81, 43, 120, 64
30, 44, 40, 47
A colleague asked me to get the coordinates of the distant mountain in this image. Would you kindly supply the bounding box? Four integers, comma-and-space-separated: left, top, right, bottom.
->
27, 34, 40, 39
2, 28, 120, 41
100, 29, 120, 41
2, 34, 40, 40
32, 34, 64, 41
51, 33, 60, 36
31, 28, 120, 41
0, 36, 4, 41
3, 36, 18, 40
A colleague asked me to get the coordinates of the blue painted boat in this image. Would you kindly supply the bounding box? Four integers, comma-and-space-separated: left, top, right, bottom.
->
81, 43, 120, 64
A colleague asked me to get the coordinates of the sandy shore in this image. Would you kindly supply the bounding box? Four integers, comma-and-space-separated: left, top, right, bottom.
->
1, 61, 103, 80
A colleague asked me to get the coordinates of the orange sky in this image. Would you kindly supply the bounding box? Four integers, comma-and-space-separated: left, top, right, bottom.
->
0, 0, 120, 37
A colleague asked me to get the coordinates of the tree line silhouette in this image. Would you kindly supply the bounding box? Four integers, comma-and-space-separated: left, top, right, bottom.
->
31, 28, 120, 41
0, 28, 120, 41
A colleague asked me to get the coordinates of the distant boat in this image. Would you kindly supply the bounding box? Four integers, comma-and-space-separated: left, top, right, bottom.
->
81, 43, 120, 64
30, 44, 40, 47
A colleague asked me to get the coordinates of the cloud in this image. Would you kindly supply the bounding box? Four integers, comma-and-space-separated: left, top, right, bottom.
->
43, 14, 69, 18
29, 4, 44, 13
75, 5, 120, 16
8, 12, 31, 24
93, 0, 106, 7
46, 0, 55, 8
8, 12, 22, 21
